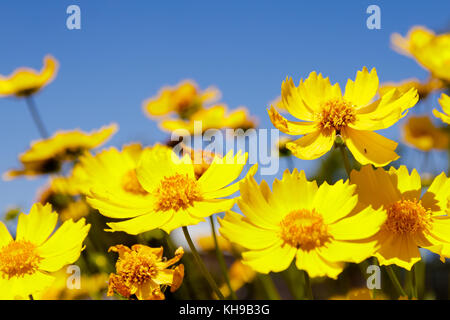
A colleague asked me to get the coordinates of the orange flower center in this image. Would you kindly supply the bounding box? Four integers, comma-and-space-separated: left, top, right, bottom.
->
0, 240, 42, 279
316, 99, 356, 132
383, 199, 432, 234
116, 251, 159, 286
154, 173, 202, 211
280, 209, 332, 250
121, 169, 148, 196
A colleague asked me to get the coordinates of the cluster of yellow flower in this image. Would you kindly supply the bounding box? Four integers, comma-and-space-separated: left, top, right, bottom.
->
0, 24, 450, 300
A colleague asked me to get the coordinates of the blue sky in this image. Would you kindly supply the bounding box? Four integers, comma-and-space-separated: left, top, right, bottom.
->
0, 0, 449, 225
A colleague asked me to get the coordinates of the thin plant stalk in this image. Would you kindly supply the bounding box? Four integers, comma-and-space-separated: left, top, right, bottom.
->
338, 144, 352, 177
385, 265, 407, 297
257, 273, 281, 300
182, 226, 225, 300
25, 96, 49, 139
209, 215, 237, 300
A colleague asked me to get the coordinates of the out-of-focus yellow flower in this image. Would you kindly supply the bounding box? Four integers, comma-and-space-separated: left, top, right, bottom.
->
391, 26, 435, 57
50, 174, 83, 196
3, 124, 118, 180
268, 67, 418, 167
402, 115, 448, 151
329, 288, 387, 300
379, 77, 443, 101
433, 93, 450, 125
37, 271, 108, 300
218, 260, 256, 298
0, 203, 90, 299
219, 169, 385, 279
143, 80, 220, 119
391, 26, 450, 82
179, 145, 222, 179
197, 234, 233, 252
351, 165, 450, 270
59, 200, 90, 222
276, 136, 294, 158
107, 244, 184, 300
92, 147, 256, 235
0, 55, 58, 97
160, 105, 257, 134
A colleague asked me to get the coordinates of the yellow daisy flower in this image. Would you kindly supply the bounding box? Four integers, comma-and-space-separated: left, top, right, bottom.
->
160, 104, 257, 134
143, 80, 220, 119
107, 244, 184, 300
3, 123, 117, 180
392, 26, 450, 82
402, 115, 448, 152
276, 136, 294, 158
0, 55, 58, 97
350, 165, 450, 270
379, 77, 443, 101
59, 200, 91, 222
37, 271, 108, 300
329, 287, 387, 300
0, 203, 90, 299
433, 93, 450, 125
218, 260, 256, 299
86, 145, 256, 235
268, 67, 418, 167
219, 169, 385, 279
391, 26, 435, 57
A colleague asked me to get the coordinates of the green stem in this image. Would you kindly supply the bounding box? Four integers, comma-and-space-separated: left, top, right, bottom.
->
411, 265, 418, 299
25, 96, 49, 139
385, 265, 407, 297
338, 144, 352, 177
282, 264, 305, 299
182, 226, 225, 300
303, 271, 313, 299
257, 274, 281, 300
209, 215, 237, 300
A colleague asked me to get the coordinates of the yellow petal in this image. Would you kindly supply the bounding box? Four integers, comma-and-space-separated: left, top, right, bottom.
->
311, 179, 357, 224
295, 249, 344, 279
158, 210, 204, 234
0, 222, 12, 247
241, 240, 296, 274
350, 165, 401, 209
38, 218, 90, 272
106, 211, 173, 235
271, 169, 318, 215
342, 127, 399, 167
287, 130, 335, 160
299, 72, 342, 110
267, 106, 317, 135
188, 199, 236, 218
16, 203, 58, 246
318, 239, 378, 264
198, 150, 247, 193
422, 172, 450, 213
375, 232, 421, 270
219, 211, 280, 250
343, 67, 379, 108
330, 206, 386, 240
280, 76, 315, 120
388, 166, 421, 199
237, 174, 282, 229
202, 163, 258, 199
